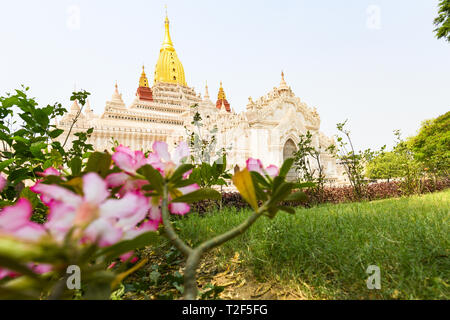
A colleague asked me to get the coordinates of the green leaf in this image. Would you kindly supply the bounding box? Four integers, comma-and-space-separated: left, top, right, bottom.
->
48, 129, 64, 138
137, 165, 164, 194
70, 157, 82, 176
278, 206, 296, 214
269, 182, 295, 206
232, 168, 258, 211
279, 158, 295, 178
294, 182, 316, 189
19, 187, 40, 209
30, 141, 47, 158
9, 168, 29, 183
11, 136, 29, 145
85, 152, 112, 178
284, 190, 307, 202
170, 164, 194, 183
34, 109, 49, 128
0, 255, 40, 280
171, 188, 221, 203
250, 171, 270, 188
0, 158, 14, 172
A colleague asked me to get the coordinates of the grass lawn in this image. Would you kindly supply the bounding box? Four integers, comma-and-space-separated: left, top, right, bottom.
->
172, 190, 450, 299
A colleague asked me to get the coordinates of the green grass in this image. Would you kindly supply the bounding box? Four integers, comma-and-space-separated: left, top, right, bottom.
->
175, 190, 450, 299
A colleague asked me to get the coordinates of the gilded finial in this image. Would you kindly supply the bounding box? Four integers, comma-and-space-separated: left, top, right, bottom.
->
139, 65, 149, 88
217, 81, 226, 100
161, 6, 174, 50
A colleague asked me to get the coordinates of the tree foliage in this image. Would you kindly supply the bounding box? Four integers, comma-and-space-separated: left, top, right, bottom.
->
408, 111, 450, 177
434, 0, 450, 42
365, 151, 404, 182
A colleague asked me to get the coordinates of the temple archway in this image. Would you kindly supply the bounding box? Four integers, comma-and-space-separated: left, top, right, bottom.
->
283, 139, 297, 181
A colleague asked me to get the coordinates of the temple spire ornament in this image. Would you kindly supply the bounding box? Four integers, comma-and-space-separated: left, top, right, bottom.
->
136, 66, 153, 101
278, 70, 289, 92
111, 81, 124, 103
216, 81, 231, 112
154, 8, 187, 86
204, 81, 210, 100
139, 66, 149, 88
162, 8, 174, 51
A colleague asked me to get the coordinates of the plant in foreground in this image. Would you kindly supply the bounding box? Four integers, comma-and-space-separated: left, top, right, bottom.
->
0, 140, 306, 299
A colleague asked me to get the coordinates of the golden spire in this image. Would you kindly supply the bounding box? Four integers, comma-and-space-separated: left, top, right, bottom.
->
161, 6, 174, 51
139, 65, 149, 87
154, 9, 187, 86
217, 81, 226, 100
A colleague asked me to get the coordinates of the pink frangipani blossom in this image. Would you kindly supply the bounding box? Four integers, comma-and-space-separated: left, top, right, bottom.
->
31, 172, 155, 246
246, 158, 279, 178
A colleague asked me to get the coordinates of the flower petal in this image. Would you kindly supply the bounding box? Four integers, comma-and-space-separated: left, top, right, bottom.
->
82, 172, 109, 205
31, 182, 82, 208
99, 192, 148, 221
0, 198, 32, 232
246, 158, 264, 175
168, 202, 190, 215
13, 223, 46, 241
172, 141, 190, 165
152, 141, 171, 162
45, 202, 76, 241
178, 183, 200, 195
83, 218, 123, 247
122, 220, 159, 240
112, 151, 136, 173
105, 172, 129, 188
265, 165, 279, 178
37, 167, 60, 177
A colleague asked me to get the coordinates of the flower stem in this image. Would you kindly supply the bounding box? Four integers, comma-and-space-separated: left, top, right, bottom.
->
160, 181, 267, 300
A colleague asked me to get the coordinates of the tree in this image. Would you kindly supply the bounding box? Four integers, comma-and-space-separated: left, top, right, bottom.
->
434, 0, 450, 42
393, 130, 425, 195
334, 120, 382, 200
293, 131, 333, 202
365, 151, 403, 182
408, 111, 450, 177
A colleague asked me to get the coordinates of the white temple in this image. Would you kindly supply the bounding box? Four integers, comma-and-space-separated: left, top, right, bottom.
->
56, 13, 344, 184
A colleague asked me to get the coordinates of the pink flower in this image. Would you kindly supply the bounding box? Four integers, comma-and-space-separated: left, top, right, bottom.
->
31, 172, 154, 247
0, 198, 46, 241
0, 175, 6, 192
105, 172, 148, 196
119, 251, 138, 263
112, 145, 149, 174
0, 198, 48, 279
37, 167, 61, 177
150, 141, 190, 177
246, 158, 279, 178
168, 183, 200, 215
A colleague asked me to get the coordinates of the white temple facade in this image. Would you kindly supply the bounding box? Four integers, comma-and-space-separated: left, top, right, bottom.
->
56, 13, 344, 185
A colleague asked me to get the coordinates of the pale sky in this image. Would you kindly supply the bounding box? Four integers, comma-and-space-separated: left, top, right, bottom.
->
1, 0, 449, 151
